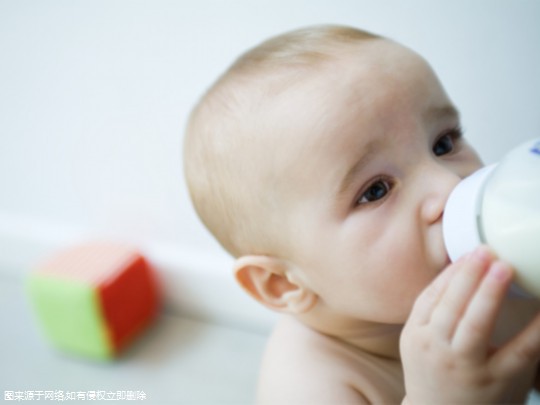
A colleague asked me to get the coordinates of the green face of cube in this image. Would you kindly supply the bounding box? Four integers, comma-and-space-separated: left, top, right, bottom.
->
27, 275, 112, 360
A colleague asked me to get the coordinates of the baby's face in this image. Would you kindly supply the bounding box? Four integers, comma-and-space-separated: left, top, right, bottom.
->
272, 40, 483, 324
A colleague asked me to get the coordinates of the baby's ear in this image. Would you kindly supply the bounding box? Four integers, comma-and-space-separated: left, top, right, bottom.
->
234, 256, 317, 314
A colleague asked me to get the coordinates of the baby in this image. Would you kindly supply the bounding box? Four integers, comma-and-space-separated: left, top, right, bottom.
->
184, 25, 540, 404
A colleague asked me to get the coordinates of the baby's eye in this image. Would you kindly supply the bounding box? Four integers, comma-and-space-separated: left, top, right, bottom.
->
433, 127, 463, 157
357, 178, 392, 205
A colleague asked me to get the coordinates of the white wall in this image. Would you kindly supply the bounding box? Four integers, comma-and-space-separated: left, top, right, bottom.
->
1, 0, 539, 328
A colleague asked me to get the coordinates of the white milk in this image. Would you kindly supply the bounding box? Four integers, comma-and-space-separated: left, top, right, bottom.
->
443, 138, 540, 297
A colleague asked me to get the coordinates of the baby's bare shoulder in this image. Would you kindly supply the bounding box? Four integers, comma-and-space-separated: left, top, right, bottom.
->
256, 316, 403, 404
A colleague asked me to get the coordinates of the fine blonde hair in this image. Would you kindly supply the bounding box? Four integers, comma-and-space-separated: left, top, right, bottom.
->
183, 25, 379, 258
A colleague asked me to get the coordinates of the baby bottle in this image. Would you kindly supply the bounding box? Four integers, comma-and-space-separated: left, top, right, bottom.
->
443, 138, 540, 298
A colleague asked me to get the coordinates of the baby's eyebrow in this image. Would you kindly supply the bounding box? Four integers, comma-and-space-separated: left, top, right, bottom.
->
424, 105, 460, 123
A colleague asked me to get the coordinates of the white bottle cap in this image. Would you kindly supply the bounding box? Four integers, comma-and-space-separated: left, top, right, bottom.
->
442, 164, 497, 262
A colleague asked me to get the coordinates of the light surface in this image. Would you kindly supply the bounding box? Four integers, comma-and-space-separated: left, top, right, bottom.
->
1, 276, 269, 404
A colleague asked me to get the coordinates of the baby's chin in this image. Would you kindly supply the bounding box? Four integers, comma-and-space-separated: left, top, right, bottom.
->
434, 233, 452, 272
425, 253, 452, 282
432, 256, 451, 278
442, 253, 452, 270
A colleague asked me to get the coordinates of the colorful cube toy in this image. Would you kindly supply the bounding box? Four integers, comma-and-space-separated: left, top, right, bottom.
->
27, 242, 160, 360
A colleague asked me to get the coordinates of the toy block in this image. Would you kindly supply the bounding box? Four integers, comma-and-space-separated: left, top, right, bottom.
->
27, 242, 160, 360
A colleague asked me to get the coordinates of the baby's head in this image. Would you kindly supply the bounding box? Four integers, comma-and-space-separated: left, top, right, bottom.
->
184, 26, 378, 259
184, 25, 483, 328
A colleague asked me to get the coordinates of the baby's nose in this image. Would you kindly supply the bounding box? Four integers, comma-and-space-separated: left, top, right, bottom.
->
421, 167, 461, 224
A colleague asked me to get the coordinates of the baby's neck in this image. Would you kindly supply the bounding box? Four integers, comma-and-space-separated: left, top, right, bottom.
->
299, 311, 403, 360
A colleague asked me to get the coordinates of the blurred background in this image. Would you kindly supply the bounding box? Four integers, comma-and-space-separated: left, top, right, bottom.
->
0, 0, 539, 402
